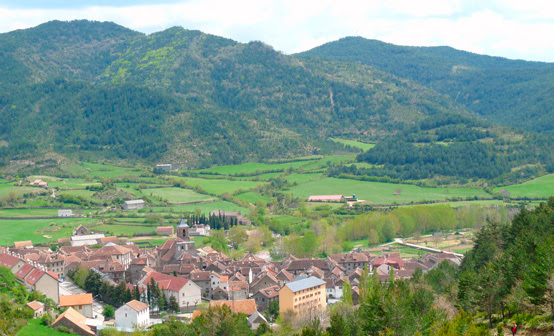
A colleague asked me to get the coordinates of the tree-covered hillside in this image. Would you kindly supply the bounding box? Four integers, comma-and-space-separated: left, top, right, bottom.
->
0, 20, 551, 179
297, 37, 554, 135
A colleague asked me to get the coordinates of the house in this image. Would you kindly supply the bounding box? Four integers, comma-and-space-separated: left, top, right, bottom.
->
307, 195, 345, 202
156, 164, 172, 170
157, 226, 174, 236
25, 268, 60, 304
25, 301, 45, 318
329, 252, 373, 275
36, 253, 66, 278
52, 307, 95, 336
189, 270, 212, 298
247, 311, 268, 329
13, 241, 33, 249
89, 243, 132, 270
140, 271, 202, 312
59, 294, 94, 318
279, 276, 326, 316
252, 285, 279, 311
123, 200, 145, 210
73, 225, 93, 236
115, 300, 150, 329
58, 209, 73, 217
0, 253, 25, 272
70, 234, 106, 247
30, 179, 48, 188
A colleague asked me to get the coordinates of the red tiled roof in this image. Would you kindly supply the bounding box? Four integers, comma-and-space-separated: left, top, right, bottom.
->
210, 299, 257, 315
143, 271, 189, 292
26, 300, 44, 311
125, 300, 149, 312
25, 268, 46, 285
60, 294, 93, 307
15, 264, 35, 280
52, 307, 94, 336
0, 253, 22, 268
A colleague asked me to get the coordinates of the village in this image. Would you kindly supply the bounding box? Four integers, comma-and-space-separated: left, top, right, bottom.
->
0, 206, 462, 335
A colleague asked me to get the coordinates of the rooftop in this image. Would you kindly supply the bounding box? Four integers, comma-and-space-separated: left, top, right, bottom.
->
283, 276, 326, 293
60, 293, 93, 307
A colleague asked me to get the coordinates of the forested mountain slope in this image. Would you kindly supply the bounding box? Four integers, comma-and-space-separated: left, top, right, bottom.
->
297, 37, 554, 134
0, 20, 551, 177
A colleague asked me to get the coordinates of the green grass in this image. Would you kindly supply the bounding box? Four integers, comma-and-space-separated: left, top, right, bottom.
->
0, 208, 58, 217
161, 201, 249, 215
332, 138, 375, 151
88, 223, 157, 236
60, 163, 90, 176
270, 215, 303, 225
16, 319, 79, 336
287, 177, 489, 204
0, 218, 97, 245
198, 160, 317, 175
145, 187, 215, 204
235, 192, 270, 204
494, 174, 554, 198
58, 189, 97, 199
285, 173, 324, 185
174, 177, 266, 195
48, 179, 100, 190
452, 247, 472, 254
0, 185, 44, 198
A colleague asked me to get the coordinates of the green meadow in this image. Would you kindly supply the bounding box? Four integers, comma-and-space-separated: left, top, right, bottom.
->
174, 177, 266, 195
145, 187, 215, 204
0, 218, 97, 245
332, 138, 375, 151
287, 177, 490, 204
494, 174, 554, 198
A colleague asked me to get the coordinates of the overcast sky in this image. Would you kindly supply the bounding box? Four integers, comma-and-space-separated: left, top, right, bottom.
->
0, 0, 552, 62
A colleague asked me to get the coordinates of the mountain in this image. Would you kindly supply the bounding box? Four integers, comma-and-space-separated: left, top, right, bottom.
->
0, 21, 551, 181
296, 37, 554, 134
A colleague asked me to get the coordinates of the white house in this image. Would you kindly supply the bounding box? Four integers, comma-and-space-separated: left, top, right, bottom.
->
140, 271, 202, 312
115, 300, 150, 329
58, 209, 73, 217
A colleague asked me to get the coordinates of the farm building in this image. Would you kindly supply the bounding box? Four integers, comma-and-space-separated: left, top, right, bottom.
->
58, 209, 73, 217
157, 226, 174, 236
123, 199, 145, 210
307, 195, 345, 202
30, 179, 48, 187
156, 164, 172, 170
13, 241, 33, 249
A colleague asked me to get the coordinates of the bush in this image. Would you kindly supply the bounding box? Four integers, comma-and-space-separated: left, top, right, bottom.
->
41, 314, 53, 326
103, 305, 115, 319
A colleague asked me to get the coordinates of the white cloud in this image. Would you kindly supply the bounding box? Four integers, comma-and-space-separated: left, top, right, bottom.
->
0, 0, 552, 61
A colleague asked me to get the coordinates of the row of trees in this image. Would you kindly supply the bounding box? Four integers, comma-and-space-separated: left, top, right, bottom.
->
67, 266, 178, 313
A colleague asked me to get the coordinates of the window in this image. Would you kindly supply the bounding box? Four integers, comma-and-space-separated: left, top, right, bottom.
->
79, 305, 82, 309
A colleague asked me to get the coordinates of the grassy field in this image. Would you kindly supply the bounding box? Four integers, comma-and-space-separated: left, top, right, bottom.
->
285, 172, 324, 185
48, 179, 100, 190
16, 319, 79, 336
494, 174, 554, 199
0, 218, 97, 245
235, 192, 270, 204
198, 159, 319, 175
144, 187, 215, 204
287, 177, 490, 204
174, 177, 266, 195
332, 138, 375, 151
88, 223, 157, 236
0, 185, 44, 198
0, 208, 58, 217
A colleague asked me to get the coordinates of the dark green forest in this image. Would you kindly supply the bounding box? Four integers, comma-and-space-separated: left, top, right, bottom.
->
0, 20, 552, 182
297, 36, 554, 135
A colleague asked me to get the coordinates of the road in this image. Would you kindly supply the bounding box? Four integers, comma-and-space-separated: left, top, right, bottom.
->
60, 280, 105, 322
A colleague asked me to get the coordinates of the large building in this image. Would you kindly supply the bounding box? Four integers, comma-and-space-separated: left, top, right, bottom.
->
123, 200, 145, 210
115, 300, 150, 329
279, 276, 326, 316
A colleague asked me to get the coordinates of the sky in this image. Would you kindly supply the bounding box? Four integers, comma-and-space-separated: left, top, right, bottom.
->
0, 0, 552, 62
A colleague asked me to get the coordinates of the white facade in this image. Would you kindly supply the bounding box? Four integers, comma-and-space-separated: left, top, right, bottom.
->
58, 209, 73, 217
123, 200, 145, 210
167, 281, 202, 312
115, 302, 150, 329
